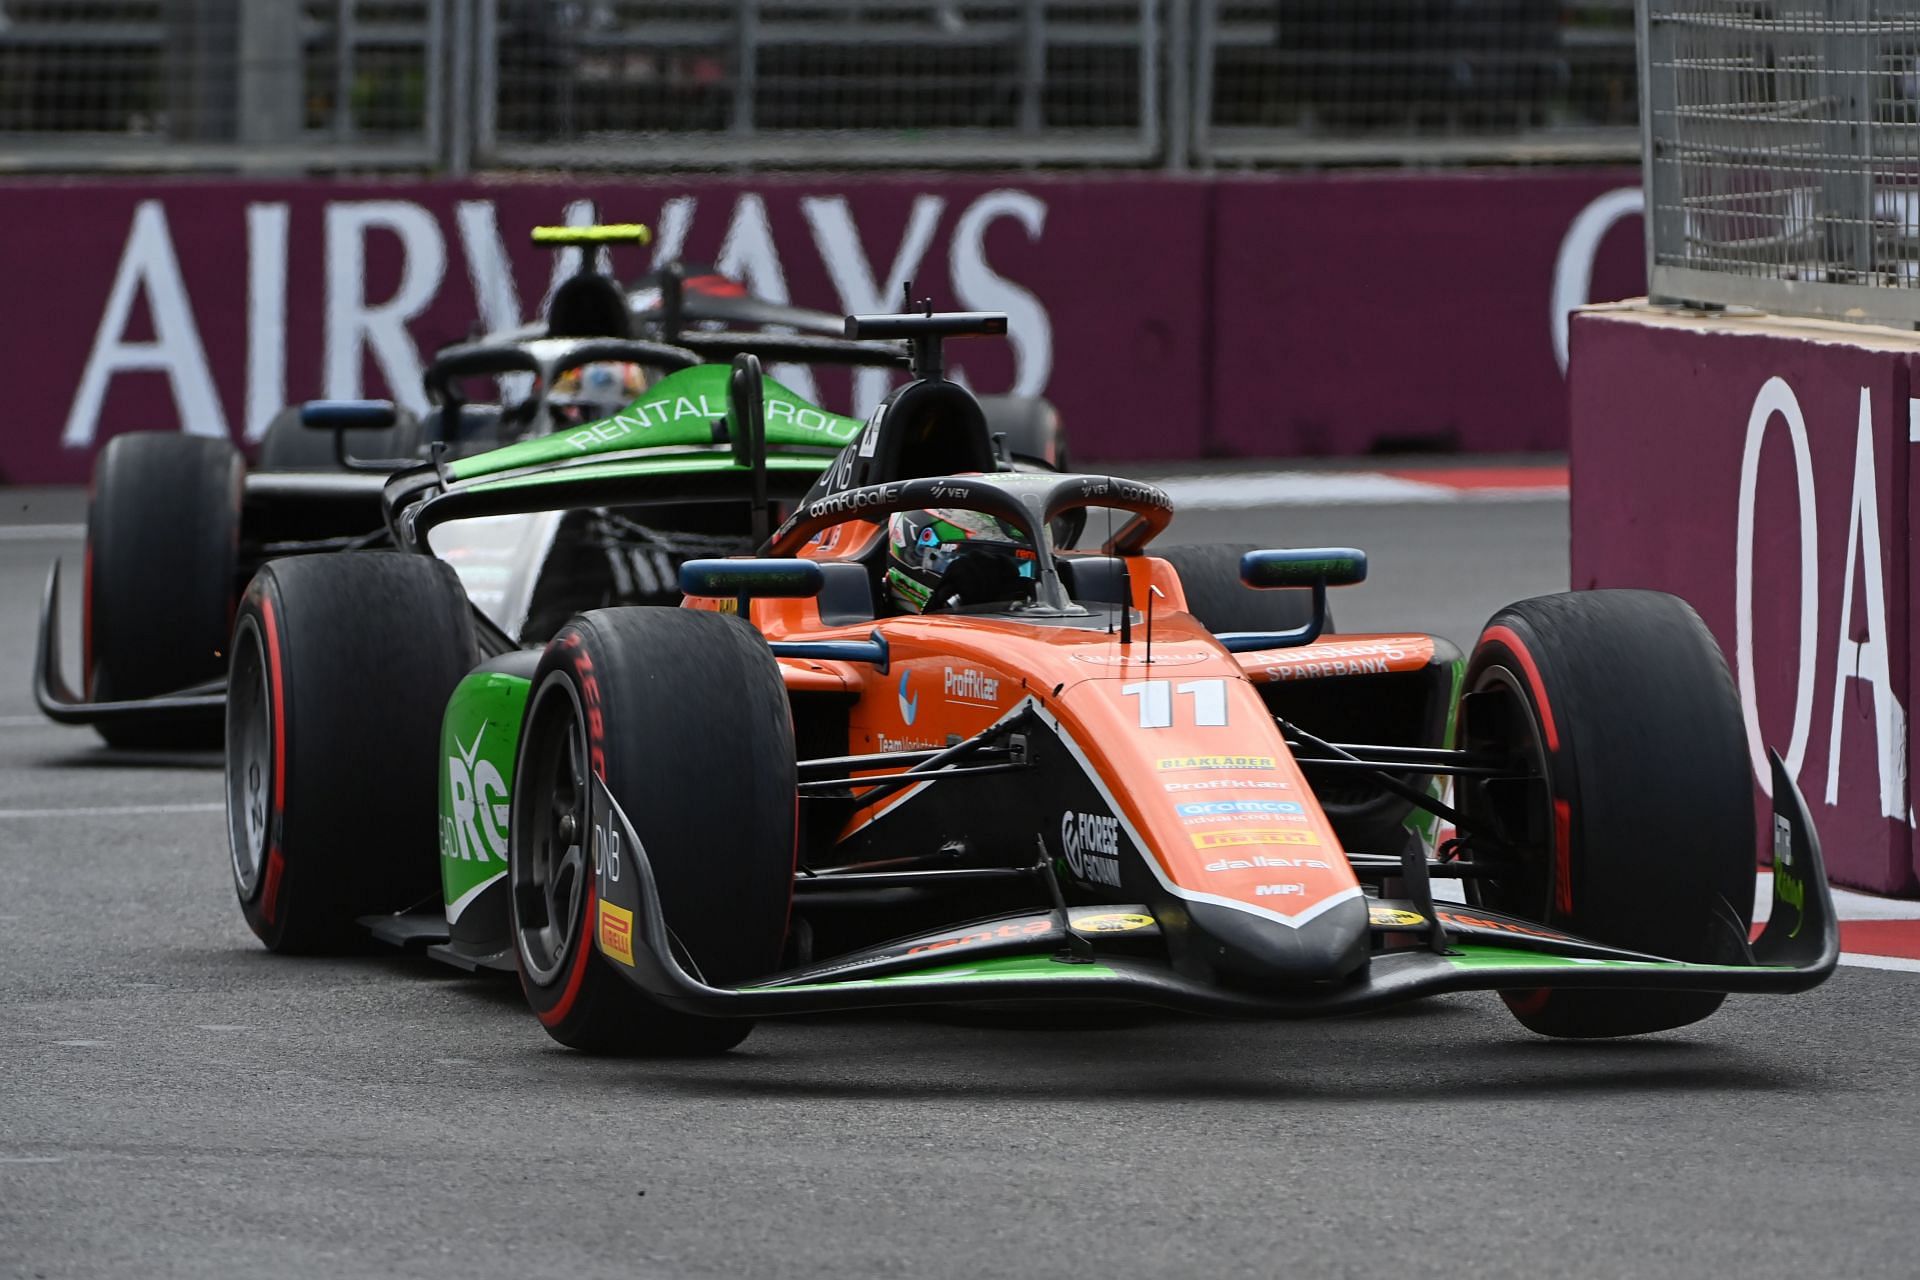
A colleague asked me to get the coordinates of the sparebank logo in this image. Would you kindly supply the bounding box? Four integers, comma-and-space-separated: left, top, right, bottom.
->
898, 670, 919, 725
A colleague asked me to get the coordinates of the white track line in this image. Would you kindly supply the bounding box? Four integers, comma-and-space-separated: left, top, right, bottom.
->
1838, 953, 1920, 974
0, 524, 84, 541
1145, 471, 1567, 509
1753, 871, 1920, 924
0, 802, 223, 820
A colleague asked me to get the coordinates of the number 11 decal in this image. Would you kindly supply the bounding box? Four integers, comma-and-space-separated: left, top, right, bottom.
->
1120, 679, 1229, 729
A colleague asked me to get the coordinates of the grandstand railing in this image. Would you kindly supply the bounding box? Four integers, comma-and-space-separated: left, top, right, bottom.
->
0, 0, 1646, 172
1640, 0, 1920, 327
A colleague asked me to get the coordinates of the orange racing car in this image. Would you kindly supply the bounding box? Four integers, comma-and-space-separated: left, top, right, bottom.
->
495, 308, 1837, 1052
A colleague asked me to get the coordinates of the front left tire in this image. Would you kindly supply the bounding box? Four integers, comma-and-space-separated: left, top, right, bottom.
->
510, 607, 797, 1055
226, 553, 477, 953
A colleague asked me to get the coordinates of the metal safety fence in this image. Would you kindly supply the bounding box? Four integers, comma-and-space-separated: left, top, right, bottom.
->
1640, 0, 1920, 327
486, 1, 1161, 167
0, 1, 447, 171
0, 0, 1644, 172
1194, 0, 1641, 166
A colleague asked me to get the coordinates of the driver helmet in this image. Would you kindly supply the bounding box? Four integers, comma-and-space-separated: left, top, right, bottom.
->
551, 361, 649, 426
885, 508, 1037, 614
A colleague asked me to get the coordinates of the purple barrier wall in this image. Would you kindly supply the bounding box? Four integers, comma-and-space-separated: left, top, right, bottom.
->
1, 170, 1642, 484
1570, 304, 1919, 894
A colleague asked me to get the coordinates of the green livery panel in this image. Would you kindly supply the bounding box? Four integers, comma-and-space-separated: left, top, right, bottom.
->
447, 365, 864, 482
438, 671, 532, 923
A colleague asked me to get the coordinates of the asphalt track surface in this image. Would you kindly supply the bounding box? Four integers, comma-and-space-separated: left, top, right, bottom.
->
4, 482, 1918, 1280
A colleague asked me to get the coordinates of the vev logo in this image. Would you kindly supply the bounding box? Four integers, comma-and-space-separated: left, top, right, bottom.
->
1059, 810, 1122, 887
443, 721, 509, 863
1176, 801, 1303, 817
897, 670, 919, 725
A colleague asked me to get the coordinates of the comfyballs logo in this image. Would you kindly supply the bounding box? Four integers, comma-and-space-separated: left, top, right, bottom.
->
1059, 810, 1121, 887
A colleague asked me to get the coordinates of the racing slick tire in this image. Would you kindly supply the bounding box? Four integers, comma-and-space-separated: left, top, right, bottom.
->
86, 431, 243, 748
979, 395, 1068, 471
256, 404, 421, 471
509, 608, 796, 1055
225, 553, 477, 953
1460, 589, 1755, 1038
1158, 542, 1322, 635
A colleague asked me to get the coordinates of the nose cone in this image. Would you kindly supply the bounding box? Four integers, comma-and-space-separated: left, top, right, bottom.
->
1182, 894, 1370, 985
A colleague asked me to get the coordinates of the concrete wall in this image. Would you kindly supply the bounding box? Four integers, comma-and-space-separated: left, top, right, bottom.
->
1570, 302, 1920, 894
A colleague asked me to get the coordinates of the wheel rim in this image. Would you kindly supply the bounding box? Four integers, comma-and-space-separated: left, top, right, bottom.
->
512, 673, 592, 986
225, 617, 273, 897
1459, 664, 1556, 921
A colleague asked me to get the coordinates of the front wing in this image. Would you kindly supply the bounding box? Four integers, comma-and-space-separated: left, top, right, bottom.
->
33, 562, 226, 730
590, 752, 1838, 1020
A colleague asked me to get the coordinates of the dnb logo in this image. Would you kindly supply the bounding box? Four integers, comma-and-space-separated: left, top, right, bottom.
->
443, 720, 510, 864
1060, 810, 1122, 887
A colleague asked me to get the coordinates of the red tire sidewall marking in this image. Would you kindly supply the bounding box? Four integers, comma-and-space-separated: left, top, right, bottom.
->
1481, 623, 1571, 1020
535, 631, 604, 1029
1480, 625, 1559, 752
1552, 797, 1574, 917
259, 591, 289, 926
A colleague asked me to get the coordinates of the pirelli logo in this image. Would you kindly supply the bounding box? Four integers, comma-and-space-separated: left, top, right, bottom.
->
1191, 829, 1322, 849
597, 901, 635, 966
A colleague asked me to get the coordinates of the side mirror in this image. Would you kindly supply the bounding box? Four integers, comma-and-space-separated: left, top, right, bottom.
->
679, 558, 824, 600
300, 399, 398, 431
1240, 547, 1368, 590
1210, 547, 1367, 654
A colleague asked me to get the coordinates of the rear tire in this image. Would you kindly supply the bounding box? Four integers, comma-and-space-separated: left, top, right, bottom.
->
510, 608, 796, 1055
1459, 590, 1755, 1038
226, 553, 477, 953
1160, 542, 1322, 635
979, 395, 1067, 470
86, 431, 244, 748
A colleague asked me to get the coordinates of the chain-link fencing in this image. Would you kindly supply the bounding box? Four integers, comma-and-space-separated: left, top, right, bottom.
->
0, 0, 447, 171
1641, 0, 1920, 326
1195, 0, 1640, 165
0, 0, 1646, 172
485, 1, 1161, 167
